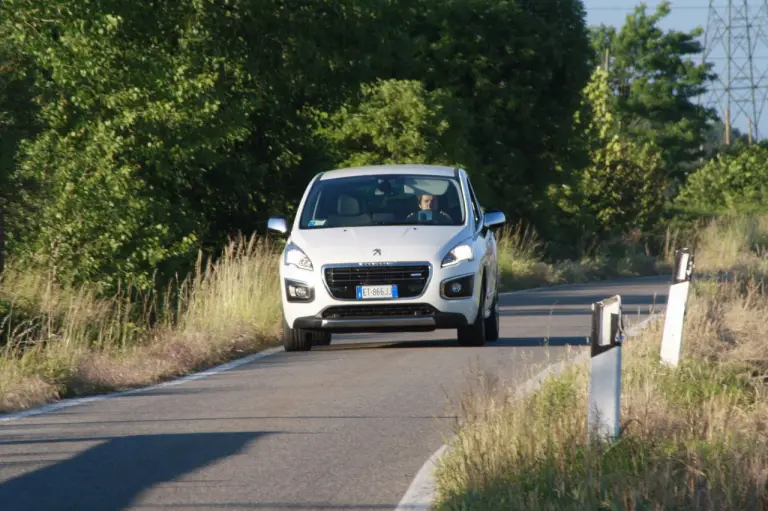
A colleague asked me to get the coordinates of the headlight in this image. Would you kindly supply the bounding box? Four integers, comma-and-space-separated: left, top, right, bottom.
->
441, 240, 473, 267
284, 243, 313, 271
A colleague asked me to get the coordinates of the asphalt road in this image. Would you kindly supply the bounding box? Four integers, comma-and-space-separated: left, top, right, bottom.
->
0, 276, 669, 511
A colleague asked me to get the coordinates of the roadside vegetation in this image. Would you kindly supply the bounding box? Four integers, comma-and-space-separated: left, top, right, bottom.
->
0, 0, 765, 416
495, 222, 670, 291
433, 215, 768, 509
0, 237, 282, 413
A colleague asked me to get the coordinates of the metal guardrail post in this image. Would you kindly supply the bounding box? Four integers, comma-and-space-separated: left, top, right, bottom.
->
660, 248, 695, 367
587, 294, 623, 442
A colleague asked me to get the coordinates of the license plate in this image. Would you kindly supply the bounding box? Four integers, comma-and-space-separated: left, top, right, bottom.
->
356, 284, 398, 299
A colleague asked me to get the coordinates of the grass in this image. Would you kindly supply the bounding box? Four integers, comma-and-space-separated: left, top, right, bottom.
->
0, 235, 282, 414
432, 214, 768, 510
495, 222, 669, 291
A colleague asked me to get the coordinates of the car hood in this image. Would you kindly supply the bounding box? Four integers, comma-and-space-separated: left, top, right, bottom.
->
289, 225, 469, 265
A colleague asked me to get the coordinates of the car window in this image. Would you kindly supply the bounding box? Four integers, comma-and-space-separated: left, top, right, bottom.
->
298, 174, 466, 229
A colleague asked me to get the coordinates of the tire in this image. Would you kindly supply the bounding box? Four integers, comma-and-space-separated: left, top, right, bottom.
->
484, 290, 500, 342
282, 316, 313, 352
311, 331, 332, 346
457, 278, 487, 347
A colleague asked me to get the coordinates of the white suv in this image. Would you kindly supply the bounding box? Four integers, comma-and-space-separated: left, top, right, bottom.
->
267, 164, 506, 351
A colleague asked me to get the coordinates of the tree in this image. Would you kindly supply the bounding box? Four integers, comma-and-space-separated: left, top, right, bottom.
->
1, 0, 408, 291
549, 67, 668, 253
675, 145, 768, 215
589, 1, 717, 183
1, 0, 594, 290
315, 79, 476, 172
396, 0, 594, 230
0, 21, 40, 273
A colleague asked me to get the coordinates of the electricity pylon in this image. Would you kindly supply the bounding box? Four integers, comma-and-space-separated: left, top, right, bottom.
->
702, 0, 768, 143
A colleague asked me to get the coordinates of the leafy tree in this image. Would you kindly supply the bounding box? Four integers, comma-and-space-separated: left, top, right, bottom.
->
315, 79, 477, 174
2, 0, 594, 289
550, 67, 667, 253
675, 145, 768, 214
589, 1, 717, 183
397, 0, 593, 228
2, 0, 407, 291
0, 22, 40, 273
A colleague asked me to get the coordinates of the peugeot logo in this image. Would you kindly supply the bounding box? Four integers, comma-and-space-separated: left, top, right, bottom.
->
372, 248, 382, 256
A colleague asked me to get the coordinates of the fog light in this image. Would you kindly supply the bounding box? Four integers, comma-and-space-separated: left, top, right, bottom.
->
291, 285, 308, 298
285, 279, 314, 302
442, 274, 474, 299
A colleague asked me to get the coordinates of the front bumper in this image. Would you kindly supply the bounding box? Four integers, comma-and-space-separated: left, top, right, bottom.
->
280, 260, 482, 332
293, 310, 468, 334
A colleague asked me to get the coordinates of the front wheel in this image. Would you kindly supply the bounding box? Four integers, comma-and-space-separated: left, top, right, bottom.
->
457, 280, 487, 347
282, 316, 313, 352
484, 291, 500, 342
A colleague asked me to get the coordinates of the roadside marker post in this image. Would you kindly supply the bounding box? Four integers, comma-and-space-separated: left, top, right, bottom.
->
659, 248, 695, 368
587, 294, 623, 443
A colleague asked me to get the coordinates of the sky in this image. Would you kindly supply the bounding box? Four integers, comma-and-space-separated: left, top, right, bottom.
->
583, 0, 768, 141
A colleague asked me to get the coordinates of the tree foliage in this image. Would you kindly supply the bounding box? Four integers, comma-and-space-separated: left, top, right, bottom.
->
589, 1, 716, 182
3, 0, 406, 290
408, 0, 594, 224
4, 0, 698, 293
550, 68, 667, 253
675, 145, 768, 214
315, 79, 476, 172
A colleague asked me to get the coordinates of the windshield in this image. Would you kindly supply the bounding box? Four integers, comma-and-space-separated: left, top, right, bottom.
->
299, 174, 466, 229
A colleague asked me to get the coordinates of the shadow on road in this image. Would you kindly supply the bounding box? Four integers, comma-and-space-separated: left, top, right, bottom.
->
501, 292, 666, 310
316, 335, 589, 350
0, 432, 270, 511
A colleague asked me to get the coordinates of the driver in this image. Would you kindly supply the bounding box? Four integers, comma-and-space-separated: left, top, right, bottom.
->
406, 193, 453, 224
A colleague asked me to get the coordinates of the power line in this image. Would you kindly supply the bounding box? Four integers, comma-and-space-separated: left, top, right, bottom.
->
701, 0, 768, 142
588, 4, 728, 11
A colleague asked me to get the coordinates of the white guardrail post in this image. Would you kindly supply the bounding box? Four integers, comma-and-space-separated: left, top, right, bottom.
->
659, 248, 695, 368
587, 294, 623, 443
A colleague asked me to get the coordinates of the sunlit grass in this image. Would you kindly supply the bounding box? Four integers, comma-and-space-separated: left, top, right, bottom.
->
495, 223, 666, 290
0, 234, 281, 413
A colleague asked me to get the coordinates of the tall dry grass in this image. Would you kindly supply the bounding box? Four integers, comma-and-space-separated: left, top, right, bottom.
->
0, 235, 281, 414
434, 214, 768, 510
496, 223, 666, 290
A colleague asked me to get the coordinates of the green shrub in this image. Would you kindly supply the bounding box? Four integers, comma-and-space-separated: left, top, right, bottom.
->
676, 145, 768, 215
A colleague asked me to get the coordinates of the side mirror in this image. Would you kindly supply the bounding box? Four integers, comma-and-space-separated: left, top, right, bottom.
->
483, 209, 506, 229
267, 217, 289, 235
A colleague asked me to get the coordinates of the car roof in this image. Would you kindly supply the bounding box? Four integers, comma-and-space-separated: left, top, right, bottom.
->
317, 164, 461, 181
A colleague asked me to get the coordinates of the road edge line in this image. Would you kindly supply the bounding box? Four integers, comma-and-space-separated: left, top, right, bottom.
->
394, 309, 664, 511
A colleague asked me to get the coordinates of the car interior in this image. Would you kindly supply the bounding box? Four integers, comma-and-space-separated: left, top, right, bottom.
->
311, 177, 465, 228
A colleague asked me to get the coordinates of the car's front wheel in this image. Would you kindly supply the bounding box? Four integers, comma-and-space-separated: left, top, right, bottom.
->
484, 291, 500, 342
457, 279, 487, 347
282, 316, 313, 352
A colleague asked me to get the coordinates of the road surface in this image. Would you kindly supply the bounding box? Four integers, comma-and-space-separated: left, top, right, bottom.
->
0, 276, 668, 511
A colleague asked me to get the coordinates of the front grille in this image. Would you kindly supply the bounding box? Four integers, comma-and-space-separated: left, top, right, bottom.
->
324, 264, 430, 299
322, 304, 437, 319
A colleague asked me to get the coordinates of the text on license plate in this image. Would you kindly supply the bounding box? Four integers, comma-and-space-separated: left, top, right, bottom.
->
356, 285, 399, 299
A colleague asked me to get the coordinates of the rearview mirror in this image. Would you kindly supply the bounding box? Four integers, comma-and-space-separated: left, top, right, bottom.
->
267, 217, 289, 235
483, 210, 506, 229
